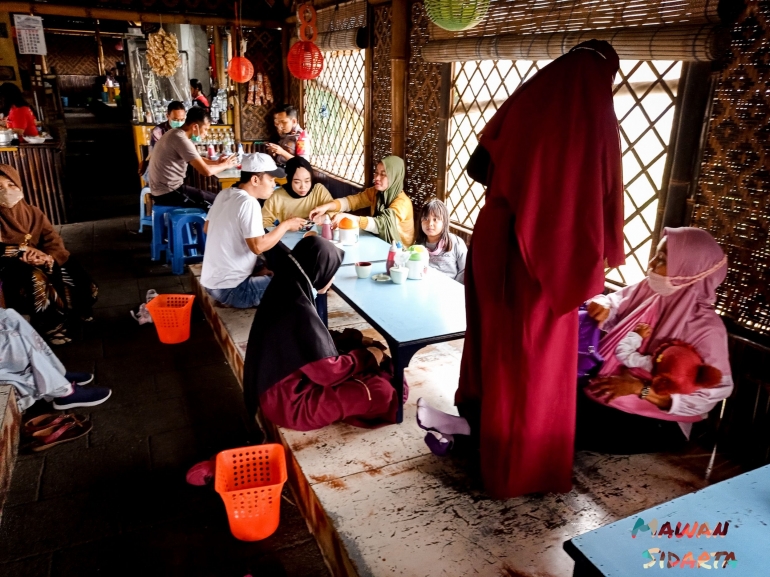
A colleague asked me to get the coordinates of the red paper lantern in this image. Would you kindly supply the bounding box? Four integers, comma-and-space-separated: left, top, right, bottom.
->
228, 56, 254, 83
287, 41, 324, 80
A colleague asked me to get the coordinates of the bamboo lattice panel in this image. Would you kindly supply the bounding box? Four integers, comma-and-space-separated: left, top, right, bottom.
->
430, 0, 740, 40
239, 30, 283, 141
45, 34, 99, 76
304, 49, 367, 184
692, 0, 770, 335
406, 0, 444, 210
372, 5, 393, 171
446, 58, 681, 286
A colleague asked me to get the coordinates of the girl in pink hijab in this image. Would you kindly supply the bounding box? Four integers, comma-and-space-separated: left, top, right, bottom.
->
580, 227, 733, 453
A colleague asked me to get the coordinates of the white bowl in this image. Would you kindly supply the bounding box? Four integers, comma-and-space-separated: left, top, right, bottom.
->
24, 136, 46, 144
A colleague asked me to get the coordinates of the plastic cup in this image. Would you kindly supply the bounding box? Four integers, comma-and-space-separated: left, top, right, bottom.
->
390, 266, 408, 284
355, 262, 372, 279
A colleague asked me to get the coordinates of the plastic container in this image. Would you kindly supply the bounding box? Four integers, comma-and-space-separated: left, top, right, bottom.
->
145, 294, 195, 344
386, 240, 398, 272
215, 444, 288, 541
321, 215, 333, 240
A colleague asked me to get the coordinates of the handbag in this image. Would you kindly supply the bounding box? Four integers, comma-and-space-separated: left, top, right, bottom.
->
578, 305, 604, 377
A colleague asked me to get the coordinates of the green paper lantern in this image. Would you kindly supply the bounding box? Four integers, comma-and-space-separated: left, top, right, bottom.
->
425, 0, 490, 32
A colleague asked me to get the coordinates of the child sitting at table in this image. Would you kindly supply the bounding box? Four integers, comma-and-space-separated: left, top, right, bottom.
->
416, 199, 467, 283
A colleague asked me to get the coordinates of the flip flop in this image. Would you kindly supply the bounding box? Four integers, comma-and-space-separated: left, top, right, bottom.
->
424, 431, 454, 457
22, 412, 87, 436
31, 418, 92, 452
415, 397, 439, 433
186, 459, 216, 486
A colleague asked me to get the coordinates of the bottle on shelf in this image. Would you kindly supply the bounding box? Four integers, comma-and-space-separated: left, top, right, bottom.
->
207, 144, 216, 160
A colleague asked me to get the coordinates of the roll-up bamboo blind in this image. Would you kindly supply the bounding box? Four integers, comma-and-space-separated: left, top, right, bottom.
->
316, 28, 367, 51
317, 0, 367, 33
429, 0, 745, 40
422, 24, 730, 62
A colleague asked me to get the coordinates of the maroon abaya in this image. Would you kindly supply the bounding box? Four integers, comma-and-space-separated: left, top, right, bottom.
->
457, 41, 625, 499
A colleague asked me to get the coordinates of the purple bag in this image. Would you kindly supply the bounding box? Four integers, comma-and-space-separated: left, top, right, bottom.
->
578, 305, 604, 377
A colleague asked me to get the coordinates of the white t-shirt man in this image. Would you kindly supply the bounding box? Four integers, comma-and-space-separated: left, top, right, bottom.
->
201, 187, 264, 289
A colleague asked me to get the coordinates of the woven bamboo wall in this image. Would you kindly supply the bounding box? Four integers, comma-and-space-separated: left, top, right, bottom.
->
371, 5, 393, 171
692, 0, 770, 336
45, 34, 99, 76
239, 29, 283, 141
406, 0, 444, 211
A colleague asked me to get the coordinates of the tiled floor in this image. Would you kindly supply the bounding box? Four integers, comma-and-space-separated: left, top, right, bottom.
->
0, 217, 329, 577
190, 267, 744, 577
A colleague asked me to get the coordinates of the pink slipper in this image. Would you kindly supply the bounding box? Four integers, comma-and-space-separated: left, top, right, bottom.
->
186, 459, 215, 486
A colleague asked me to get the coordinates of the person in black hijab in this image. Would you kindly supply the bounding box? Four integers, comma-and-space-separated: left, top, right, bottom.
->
243, 236, 401, 431
261, 156, 335, 227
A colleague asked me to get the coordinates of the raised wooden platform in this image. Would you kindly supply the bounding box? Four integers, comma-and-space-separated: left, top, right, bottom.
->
189, 264, 740, 577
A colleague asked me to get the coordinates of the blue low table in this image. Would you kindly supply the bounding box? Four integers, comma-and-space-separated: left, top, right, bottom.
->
564, 464, 770, 576
332, 266, 466, 423
278, 230, 391, 268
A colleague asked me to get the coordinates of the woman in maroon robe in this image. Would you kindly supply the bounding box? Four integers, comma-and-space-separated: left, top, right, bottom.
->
243, 236, 400, 431
456, 41, 625, 498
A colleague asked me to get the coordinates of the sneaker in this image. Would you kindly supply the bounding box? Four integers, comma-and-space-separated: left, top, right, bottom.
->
64, 372, 94, 386
52, 386, 112, 410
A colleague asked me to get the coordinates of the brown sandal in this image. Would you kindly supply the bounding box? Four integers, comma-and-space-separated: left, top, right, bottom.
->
23, 413, 88, 436
31, 418, 92, 452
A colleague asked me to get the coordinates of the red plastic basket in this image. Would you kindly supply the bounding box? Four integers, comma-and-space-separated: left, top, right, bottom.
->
145, 294, 195, 344
215, 444, 288, 541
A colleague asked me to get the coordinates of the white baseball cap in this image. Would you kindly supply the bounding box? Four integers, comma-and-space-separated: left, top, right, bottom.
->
240, 153, 286, 178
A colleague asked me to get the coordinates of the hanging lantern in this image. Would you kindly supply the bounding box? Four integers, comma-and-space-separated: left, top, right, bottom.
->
424, 0, 490, 32
287, 41, 324, 80
228, 55, 254, 83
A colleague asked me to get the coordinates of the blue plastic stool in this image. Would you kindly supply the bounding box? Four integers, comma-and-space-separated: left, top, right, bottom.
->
150, 205, 179, 262
167, 209, 207, 275
139, 188, 153, 233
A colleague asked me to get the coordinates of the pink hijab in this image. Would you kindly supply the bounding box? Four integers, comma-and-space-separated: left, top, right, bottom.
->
589, 227, 730, 421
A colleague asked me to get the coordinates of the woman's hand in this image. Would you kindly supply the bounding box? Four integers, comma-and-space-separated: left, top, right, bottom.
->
331, 212, 355, 229
308, 204, 333, 222
21, 247, 53, 267
586, 301, 610, 326
587, 370, 644, 403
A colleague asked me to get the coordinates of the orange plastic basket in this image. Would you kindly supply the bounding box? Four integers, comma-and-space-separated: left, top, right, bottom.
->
145, 294, 195, 344
214, 444, 288, 541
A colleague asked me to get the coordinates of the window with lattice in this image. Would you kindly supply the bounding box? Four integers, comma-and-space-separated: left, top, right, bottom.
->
446, 59, 682, 287
304, 49, 366, 185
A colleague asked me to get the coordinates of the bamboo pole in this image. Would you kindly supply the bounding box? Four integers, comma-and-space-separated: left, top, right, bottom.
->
95, 20, 105, 76
3, 3, 280, 28
364, 7, 374, 182
390, 0, 408, 159
435, 63, 452, 202
281, 27, 291, 107
230, 25, 242, 141
213, 26, 224, 94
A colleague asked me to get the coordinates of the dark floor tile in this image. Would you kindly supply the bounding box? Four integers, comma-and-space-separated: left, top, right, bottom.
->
5, 455, 44, 507
0, 491, 122, 563
137, 275, 185, 293
0, 553, 52, 577
149, 427, 199, 471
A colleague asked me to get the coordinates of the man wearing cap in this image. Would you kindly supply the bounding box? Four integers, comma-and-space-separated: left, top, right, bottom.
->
200, 153, 307, 308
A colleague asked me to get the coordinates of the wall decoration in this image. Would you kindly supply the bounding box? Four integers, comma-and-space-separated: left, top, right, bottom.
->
146, 28, 181, 77
288, 41, 324, 80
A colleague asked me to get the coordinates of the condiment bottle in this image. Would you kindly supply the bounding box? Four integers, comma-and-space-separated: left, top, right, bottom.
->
207, 144, 216, 160
386, 240, 398, 272
296, 130, 307, 156
321, 215, 333, 240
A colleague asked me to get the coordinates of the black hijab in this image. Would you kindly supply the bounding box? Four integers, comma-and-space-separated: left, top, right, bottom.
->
243, 236, 344, 415
284, 156, 315, 199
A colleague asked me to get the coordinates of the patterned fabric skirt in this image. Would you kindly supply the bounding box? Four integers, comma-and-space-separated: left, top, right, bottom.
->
0, 252, 98, 341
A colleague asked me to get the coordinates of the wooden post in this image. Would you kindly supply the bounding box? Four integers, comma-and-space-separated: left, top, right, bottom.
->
436, 63, 453, 201
390, 0, 408, 158
282, 27, 291, 106
95, 20, 106, 76
230, 25, 242, 140
213, 26, 225, 91
364, 6, 374, 183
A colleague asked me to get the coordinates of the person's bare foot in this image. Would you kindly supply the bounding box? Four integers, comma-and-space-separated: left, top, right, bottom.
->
416, 398, 471, 436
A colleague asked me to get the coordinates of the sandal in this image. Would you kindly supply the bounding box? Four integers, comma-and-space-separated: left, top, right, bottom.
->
424, 431, 454, 457
30, 418, 92, 452
22, 412, 87, 436
186, 459, 216, 486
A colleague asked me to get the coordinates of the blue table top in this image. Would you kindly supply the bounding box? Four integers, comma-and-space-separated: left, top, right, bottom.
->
278, 229, 392, 267
331, 265, 466, 345
565, 464, 770, 575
